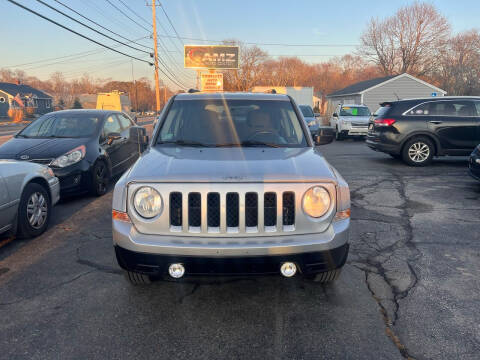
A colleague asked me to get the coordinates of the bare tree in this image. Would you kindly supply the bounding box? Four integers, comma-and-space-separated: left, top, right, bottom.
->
223, 41, 268, 91
360, 2, 450, 76
436, 29, 480, 95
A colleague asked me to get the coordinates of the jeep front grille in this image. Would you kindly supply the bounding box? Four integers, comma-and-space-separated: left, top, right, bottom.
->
128, 183, 336, 237
167, 191, 296, 233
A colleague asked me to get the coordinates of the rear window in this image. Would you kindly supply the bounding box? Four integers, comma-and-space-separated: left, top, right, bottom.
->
374, 106, 391, 118
299, 105, 314, 117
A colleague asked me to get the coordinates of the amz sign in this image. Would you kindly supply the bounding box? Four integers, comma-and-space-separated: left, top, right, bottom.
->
184, 45, 239, 69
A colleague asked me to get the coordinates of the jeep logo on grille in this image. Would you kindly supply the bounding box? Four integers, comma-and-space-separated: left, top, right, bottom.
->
20, 155, 29, 160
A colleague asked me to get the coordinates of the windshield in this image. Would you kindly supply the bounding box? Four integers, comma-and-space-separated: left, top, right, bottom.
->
18, 114, 101, 138
157, 99, 308, 147
299, 105, 315, 117
340, 106, 371, 116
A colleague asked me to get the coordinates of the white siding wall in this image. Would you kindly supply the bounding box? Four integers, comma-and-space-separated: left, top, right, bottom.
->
328, 94, 362, 110
363, 76, 444, 113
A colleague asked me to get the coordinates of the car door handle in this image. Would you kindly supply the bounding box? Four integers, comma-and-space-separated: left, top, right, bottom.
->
428, 120, 442, 124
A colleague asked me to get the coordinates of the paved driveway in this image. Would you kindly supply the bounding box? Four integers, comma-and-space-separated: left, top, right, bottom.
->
0, 140, 478, 359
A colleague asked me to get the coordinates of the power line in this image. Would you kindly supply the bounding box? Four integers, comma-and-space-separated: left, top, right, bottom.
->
6, 0, 153, 65
103, 0, 191, 88
117, 0, 151, 26
159, 2, 184, 46
5, 36, 150, 68
104, 0, 151, 33
113, 0, 193, 83
52, 0, 152, 50
35, 0, 151, 55
158, 35, 358, 47
111, 0, 193, 85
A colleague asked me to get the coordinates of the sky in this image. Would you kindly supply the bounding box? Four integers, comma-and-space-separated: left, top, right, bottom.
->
1, 0, 479, 90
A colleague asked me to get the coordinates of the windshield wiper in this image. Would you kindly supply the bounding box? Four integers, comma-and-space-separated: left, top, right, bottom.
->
157, 140, 211, 147
240, 141, 281, 148
16, 134, 29, 138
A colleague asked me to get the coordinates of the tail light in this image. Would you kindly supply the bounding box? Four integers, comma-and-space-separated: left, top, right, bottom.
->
374, 118, 396, 127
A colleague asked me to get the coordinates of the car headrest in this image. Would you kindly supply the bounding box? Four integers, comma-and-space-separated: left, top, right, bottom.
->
247, 110, 274, 129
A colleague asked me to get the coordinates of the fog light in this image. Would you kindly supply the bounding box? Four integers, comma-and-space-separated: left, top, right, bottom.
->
280, 262, 297, 277
168, 263, 185, 278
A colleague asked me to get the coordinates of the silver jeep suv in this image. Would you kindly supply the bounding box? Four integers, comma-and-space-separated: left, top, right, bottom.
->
112, 93, 350, 284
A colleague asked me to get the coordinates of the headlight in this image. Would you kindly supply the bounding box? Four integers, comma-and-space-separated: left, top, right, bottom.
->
133, 186, 162, 218
307, 120, 316, 127
51, 145, 86, 168
302, 186, 331, 218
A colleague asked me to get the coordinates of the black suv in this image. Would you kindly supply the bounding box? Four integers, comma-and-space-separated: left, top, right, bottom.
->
366, 97, 480, 166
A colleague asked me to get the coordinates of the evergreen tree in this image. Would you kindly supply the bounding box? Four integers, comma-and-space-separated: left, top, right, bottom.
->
72, 98, 82, 109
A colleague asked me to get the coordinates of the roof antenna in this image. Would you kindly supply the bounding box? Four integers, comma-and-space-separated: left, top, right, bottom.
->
393, 92, 400, 100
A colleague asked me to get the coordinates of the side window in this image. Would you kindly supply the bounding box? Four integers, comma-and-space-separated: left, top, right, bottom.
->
117, 114, 133, 130
101, 115, 122, 142
475, 101, 480, 116
406, 101, 476, 117
406, 102, 430, 115
428, 101, 475, 117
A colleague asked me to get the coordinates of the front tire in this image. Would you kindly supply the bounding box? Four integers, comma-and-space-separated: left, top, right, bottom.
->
17, 183, 51, 239
90, 160, 109, 196
335, 127, 344, 141
402, 137, 434, 166
124, 270, 152, 285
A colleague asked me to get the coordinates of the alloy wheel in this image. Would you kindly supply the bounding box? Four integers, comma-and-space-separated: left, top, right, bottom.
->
408, 142, 430, 163
27, 192, 48, 229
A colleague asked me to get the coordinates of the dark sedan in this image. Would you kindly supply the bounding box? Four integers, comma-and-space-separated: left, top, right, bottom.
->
469, 145, 480, 181
0, 110, 147, 196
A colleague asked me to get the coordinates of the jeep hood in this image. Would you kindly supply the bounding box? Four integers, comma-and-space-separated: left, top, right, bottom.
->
126, 147, 337, 183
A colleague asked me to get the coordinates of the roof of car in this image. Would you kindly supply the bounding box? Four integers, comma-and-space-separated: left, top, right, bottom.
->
174, 92, 291, 101
384, 96, 480, 105
340, 104, 369, 107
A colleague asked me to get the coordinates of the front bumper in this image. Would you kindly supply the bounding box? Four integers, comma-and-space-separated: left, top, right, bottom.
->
113, 218, 349, 276
115, 243, 349, 277
52, 159, 92, 194
469, 154, 480, 181
48, 177, 61, 205
339, 123, 368, 136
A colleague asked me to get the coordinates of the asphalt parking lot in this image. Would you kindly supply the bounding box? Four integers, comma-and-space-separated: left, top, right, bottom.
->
0, 139, 479, 360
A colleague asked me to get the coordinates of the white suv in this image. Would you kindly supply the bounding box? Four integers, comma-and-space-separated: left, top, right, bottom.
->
330, 104, 371, 140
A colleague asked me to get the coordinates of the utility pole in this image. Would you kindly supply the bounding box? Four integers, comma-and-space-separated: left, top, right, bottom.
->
164, 84, 167, 106
131, 60, 138, 112
151, 0, 161, 113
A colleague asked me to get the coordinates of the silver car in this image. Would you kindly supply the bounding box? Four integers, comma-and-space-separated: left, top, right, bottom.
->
0, 160, 60, 238
330, 104, 371, 140
112, 93, 350, 284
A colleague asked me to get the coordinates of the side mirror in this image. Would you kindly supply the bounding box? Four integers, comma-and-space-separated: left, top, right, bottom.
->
107, 132, 121, 145
129, 126, 148, 149
314, 127, 335, 146
332, 113, 338, 117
